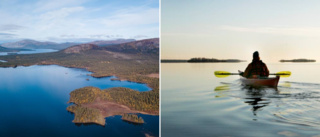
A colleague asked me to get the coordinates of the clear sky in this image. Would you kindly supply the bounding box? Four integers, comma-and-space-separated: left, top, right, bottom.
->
0, 0, 159, 43
161, 0, 320, 63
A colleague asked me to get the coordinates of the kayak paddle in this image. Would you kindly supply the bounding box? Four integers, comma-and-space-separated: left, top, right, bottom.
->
214, 71, 291, 78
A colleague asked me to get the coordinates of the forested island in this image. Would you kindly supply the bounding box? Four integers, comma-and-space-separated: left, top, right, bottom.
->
122, 114, 144, 124
161, 59, 187, 63
280, 59, 316, 63
161, 58, 245, 63
0, 38, 159, 126
67, 87, 157, 125
187, 58, 245, 63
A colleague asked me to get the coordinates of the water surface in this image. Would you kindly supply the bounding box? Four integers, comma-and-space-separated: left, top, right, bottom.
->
0, 65, 158, 137
162, 62, 320, 137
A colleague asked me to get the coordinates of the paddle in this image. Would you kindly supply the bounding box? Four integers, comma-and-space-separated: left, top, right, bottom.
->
214, 71, 291, 78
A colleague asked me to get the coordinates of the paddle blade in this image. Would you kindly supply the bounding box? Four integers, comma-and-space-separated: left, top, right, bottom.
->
214, 71, 231, 78
275, 71, 291, 78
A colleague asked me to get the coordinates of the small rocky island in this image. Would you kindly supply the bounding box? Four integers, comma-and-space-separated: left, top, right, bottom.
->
67, 86, 158, 126
280, 59, 316, 63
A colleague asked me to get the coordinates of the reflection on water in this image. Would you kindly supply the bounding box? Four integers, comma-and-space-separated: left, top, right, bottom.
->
162, 63, 320, 137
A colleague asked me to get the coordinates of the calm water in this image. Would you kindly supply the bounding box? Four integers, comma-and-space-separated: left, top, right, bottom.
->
0, 49, 58, 56
0, 65, 158, 137
162, 62, 320, 137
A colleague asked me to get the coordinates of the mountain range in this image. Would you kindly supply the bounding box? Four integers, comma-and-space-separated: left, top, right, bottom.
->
0, 39, 136, 50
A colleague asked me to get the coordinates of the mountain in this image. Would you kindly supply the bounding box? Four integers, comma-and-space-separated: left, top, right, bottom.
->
62, 38, 159, 55
0, 45, 31, 52
63, 44, 100, 53
0, 39, 137, 50
87, 39, 135, 46
0, 39, 78, 50
104, 38, 159, 54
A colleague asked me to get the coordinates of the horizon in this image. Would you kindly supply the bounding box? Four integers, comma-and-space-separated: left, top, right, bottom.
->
161, 0, 320, 63
0, 37, 159, 45
0, 0, 159, 43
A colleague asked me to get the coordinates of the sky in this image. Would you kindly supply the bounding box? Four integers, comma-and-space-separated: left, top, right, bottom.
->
0, 0, 159, 43
161, 0, 320, 63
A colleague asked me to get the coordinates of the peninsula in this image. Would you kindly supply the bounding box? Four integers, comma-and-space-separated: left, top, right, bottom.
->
280, 59, 316, 63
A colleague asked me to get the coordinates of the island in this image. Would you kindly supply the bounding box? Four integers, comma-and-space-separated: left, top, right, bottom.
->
122, 114, 144, 124
161, 58, 245, 63
280, 59, 316, 63
0, 38, 159, 126
187, 57, 245, 63
67, 87, 157, 125
161, 59, 188, 63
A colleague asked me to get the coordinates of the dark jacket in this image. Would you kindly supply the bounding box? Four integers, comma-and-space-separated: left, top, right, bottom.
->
243, 60, 269, 78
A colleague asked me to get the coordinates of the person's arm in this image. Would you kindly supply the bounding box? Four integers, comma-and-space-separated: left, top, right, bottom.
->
243, 64, 251, 78
263, 63, 269, 77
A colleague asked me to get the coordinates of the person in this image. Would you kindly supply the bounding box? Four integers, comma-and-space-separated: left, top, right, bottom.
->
242, 51, 269, 78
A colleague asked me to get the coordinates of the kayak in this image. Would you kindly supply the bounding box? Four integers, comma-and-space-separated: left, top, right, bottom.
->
240, 76, 280, 87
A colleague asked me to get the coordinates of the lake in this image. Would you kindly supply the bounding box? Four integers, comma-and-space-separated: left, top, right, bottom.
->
0, 49, 58, 56
0, 65, 158, 137
161, 62, 320, 137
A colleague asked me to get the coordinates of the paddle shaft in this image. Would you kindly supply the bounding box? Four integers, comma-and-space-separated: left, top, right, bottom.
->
218, 73, 289, 75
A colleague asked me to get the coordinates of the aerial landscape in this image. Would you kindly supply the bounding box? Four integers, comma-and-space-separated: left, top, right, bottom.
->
0, 0, 159, 137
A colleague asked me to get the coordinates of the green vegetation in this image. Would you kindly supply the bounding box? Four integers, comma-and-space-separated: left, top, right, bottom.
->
68, 87, 159, 114
121, 114, 144, 124
67, 105, 105, 126
280, 59, 316, 62
188, 57, 245, 63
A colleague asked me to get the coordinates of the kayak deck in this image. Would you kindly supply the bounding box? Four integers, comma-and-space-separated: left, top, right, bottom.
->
240, 76, 280, 87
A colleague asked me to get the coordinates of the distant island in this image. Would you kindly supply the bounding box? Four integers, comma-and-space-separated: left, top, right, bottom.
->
161, 58, 245, 63
280, 59, 316, 63
161, 59, 187, 63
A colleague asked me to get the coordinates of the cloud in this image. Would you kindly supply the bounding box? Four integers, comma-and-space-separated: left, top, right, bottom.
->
34, 0, 87, 12
0, 33, 16, 36
39, 6, 84, 21
219, 25, 320, 37
0, 32, 17, 38
100, 8, 159, 27
0, 24, 26, 32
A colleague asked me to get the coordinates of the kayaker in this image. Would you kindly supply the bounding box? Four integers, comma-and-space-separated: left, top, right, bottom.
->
241, 51, 269, 78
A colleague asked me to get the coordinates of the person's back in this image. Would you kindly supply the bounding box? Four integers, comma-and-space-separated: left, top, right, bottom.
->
243, 51, 269, 78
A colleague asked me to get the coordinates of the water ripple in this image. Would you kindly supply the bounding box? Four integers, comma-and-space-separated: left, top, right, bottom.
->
214, 81, 320, 128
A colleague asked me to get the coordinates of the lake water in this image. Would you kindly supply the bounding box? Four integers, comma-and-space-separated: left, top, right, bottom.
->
0, 49, 58, 56
161, 62, 320, 137
0, 65, 158, 137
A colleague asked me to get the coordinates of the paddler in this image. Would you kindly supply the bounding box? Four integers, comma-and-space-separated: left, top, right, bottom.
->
241, 51, 269, 78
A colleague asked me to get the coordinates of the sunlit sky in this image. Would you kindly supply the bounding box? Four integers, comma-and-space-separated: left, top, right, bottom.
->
161, 0, 320, 63
0, 0, 159, 43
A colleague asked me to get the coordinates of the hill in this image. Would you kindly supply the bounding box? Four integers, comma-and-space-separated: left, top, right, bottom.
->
0, 39, 137, 50
0, 39, 78, 50
104, 38, 159, 54
87, 39, 135, 46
